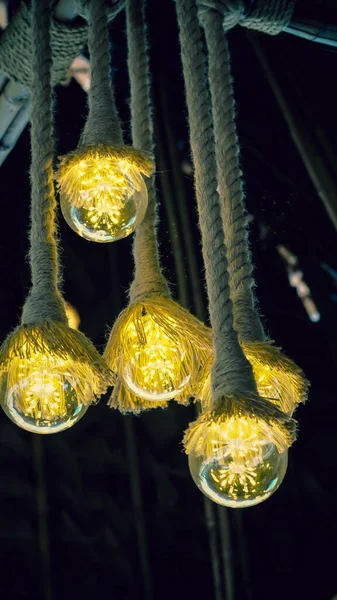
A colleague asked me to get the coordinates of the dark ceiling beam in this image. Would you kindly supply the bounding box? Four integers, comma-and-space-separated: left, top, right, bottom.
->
249, 32, 337, 232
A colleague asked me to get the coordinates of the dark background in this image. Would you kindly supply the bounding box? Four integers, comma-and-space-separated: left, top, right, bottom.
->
1, 0, 337, 599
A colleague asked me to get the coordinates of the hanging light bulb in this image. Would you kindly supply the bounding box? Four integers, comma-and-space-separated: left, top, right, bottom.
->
0, 321, 112, 435
1, 352, 90, 434
57, 145, 154, 243
187, 416, 288, 508
104, 297, 211, 412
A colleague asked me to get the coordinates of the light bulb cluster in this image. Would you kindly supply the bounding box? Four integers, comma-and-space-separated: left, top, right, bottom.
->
57, 144, 154, 243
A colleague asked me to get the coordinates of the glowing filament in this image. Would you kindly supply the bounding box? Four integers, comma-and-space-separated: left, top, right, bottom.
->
1, 353, 89, 434
121, 313, 193, 401
59, 152, 149, 243
188, 417, 288, 508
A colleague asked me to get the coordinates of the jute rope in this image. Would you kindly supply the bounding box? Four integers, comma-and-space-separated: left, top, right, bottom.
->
0, 1, 125, 88
21, 0, 66, 326
197, 0, 294, 35
79, 0, 123, 148
126, 0, 170, 303
176, 0, 257, 399
0, 0, 113, 406
200, 8, 265, 342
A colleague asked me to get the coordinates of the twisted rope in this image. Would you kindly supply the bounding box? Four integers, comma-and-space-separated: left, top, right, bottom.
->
176, 0, 257, 399
126, 0, 169, 303
80, 0, 123, 147
0, 2, 87, 87
0, 2, 126, 88
197, 0, 294, 34
21, 0, 66, 325
200, 9, 265, 342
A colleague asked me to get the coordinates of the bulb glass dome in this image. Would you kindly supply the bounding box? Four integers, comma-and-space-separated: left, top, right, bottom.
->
188, 417, 288, 508
121, 313, 193, 401
60, 158, 148, 243
1, 356, 89, 434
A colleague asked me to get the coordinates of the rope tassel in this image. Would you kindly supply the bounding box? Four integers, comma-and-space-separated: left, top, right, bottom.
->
176, 0, 297, 508
104, 0, 211, 414
0, 0, 113, 435
57, 0, 153, 243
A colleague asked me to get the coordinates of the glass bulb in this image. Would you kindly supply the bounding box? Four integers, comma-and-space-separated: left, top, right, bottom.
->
60, 158, 148, 243
1, 357, 89, 434
121, 313, 192, 401
188, 418, 288, 508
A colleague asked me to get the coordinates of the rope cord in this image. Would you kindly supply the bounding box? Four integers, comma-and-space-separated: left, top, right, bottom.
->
80, 0, 123, 147
176, 0, 257, 398
126, 0, 169, 303
197, 0, 294, 35
0, 2, 87, 87
201, 9, 265, 342
0, 2, 126, 88
21, 0, 66, 325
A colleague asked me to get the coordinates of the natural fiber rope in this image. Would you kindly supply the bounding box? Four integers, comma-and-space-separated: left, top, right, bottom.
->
80, 0, 123, 148
126, 0, 170, 303
200, 9, 265, 342
197, 0, 294, 35
21, 0, 66, 326
176, 0, 257, 398
0, 1, 125, 88
0, 2, 86, 87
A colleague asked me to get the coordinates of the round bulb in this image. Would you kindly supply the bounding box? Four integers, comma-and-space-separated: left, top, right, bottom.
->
121, 313, 192, 401
188, 418, 288, 508
60, 158, 148, 243
1, 359, 89, 434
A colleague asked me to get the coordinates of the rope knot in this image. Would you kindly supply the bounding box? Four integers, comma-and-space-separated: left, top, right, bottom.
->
197, 0, 294, 35
197, 0, 245, 32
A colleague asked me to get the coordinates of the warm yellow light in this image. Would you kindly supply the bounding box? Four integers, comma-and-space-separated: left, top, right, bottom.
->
121, 312, 193, 401
57, 145, 154, 243
1, 353, 89, 434
104, 297, 211, 413
197, 340, 308, 416
188, 416, 288, 508
64, 302, 80, 330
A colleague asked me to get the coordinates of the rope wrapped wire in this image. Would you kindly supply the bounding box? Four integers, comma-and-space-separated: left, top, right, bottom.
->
175, 0, 296, 453
196, 7, 309, 410
197, 0, 294, 35
0, 1, 125, 88
0, 0, 113, 419
104, 0, 211, 414
56, 0, 154, 244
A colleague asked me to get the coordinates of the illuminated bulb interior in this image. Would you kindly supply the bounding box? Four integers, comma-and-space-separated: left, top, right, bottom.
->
121, 312, 193, 401
1, 353, 89, 434
249, 360, 291, 412
60, 156, 148, 243
188, 417, 288, 508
